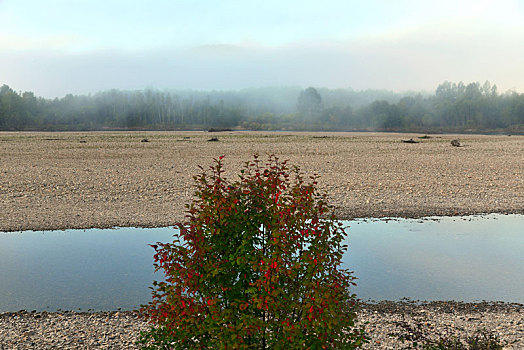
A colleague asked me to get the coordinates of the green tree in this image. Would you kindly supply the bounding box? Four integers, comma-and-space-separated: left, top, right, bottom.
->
138, 155, 366, 349
0, 85, 24, 129
297, 87, 322, 125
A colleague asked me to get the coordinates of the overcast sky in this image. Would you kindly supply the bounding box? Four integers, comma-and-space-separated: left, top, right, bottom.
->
1, 0, 523, 97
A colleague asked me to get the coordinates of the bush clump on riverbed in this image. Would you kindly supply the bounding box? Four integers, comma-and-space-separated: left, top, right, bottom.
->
138, 155, 367, 349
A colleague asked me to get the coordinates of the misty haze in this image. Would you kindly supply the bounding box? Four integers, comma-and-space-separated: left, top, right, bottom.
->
1, 81, 523, 133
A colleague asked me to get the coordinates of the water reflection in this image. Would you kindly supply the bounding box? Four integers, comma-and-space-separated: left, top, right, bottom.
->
344, 214, 524, 302
0, 214, 522, 311
0, 227, 174, 312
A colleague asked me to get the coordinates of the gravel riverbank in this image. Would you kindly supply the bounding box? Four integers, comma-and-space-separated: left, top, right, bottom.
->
1, 302, 522, 349
1, 131, 523, 232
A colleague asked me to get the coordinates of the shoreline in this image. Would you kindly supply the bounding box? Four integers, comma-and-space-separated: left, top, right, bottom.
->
1, 301, 522, 349
2, 210, 523, 233
3, 299, 522, 316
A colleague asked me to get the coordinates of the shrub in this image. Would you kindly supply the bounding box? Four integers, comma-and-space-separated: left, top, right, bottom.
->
138, 155, 366, 349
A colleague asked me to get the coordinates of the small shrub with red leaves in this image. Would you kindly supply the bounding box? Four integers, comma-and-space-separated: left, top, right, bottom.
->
138, 155, 367, 349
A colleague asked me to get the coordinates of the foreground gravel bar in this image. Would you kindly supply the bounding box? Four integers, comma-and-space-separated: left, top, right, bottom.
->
0, 302, 522, 349
1, 131, 523, 232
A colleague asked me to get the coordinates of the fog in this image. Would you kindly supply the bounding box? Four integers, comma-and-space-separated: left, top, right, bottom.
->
1, 0, 524, 99
2, 79, 523, 133
2, 24, 524, 99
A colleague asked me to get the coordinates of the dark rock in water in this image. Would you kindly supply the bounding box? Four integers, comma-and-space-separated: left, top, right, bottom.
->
402, 138, 420, 144
208, 137, 219, 142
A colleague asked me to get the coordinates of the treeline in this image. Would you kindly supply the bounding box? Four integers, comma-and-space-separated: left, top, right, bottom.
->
0, 81, 523, 133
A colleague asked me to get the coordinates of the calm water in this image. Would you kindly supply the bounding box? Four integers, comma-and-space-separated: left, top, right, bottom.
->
344, 214, 524, 302
0, 214, 523, 311
0, 227, 174, 312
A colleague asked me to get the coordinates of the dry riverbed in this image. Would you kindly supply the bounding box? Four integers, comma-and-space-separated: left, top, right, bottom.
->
1, 131, 523, 232
1, 131, 523, 349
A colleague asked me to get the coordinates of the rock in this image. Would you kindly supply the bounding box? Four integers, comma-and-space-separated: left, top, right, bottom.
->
402, 138, 420, 143
451, 139, 463, 147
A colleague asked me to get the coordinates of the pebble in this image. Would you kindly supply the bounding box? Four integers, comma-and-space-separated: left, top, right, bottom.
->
1, 132, 523, 232
358, 301, 524, 349
1, 302, 522, 349
0, 311, 149, 349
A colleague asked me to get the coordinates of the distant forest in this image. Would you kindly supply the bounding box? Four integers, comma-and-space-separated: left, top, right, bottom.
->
1, 81, 523, 133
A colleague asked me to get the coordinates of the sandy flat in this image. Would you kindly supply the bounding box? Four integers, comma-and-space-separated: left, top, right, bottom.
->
1, 131, 523, 231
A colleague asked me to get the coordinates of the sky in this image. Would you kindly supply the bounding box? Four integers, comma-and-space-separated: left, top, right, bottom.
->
1, 0, 524, 98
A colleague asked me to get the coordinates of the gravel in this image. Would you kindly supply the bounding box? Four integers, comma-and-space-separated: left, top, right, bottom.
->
358, 301, 524, 349
0, 311, 148, 349
1, 302, 522, 349
1, 131, 523, 232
